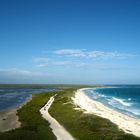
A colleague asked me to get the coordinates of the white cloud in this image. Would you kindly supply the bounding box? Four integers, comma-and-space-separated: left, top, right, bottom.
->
54, 49, 86, 57
53, 61, 90, 67
54, 49, 136, 59
0, 68, 54, 84
36, 60, 88, 68
0, 68, 41, 78
34, 57, 50, 62
37, 64, 49, 68
34, 49, 137, 70
36, 61, 135, 70
54, 61, 72, 66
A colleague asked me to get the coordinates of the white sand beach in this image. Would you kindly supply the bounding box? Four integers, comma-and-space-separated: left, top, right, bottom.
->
72, 88, 140, 137
40, 95, 76, 140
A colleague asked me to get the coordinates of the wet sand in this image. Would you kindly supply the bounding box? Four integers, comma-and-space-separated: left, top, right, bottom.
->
0, 108, 21, 132
0, 95, 32, 132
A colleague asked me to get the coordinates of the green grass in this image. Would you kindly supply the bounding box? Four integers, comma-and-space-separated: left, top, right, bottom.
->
0, 86, 140, 140
0, 92, 57, 140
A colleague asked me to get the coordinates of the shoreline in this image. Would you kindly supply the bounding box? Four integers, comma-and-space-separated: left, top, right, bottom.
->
0, 96, 32, 132
0, 108, 21, 132
72, 88, 140, 137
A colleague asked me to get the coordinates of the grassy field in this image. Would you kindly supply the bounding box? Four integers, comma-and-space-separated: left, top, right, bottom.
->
0, 86, 140, 140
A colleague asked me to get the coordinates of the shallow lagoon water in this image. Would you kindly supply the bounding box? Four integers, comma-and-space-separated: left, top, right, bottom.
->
0, 88, 56, 111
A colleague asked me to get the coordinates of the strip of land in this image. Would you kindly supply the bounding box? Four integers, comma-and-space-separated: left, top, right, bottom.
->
0, 87, 140, 140
72, 88, 140, 137
40, 94, 76, 140
0, 108, 21, 132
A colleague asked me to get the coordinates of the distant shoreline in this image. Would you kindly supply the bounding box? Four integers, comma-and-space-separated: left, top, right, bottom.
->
72, 88, 140, 137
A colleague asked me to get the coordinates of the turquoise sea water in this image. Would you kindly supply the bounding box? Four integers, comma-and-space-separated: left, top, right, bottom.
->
0, 88, 56, 111
85, 86, 140, 119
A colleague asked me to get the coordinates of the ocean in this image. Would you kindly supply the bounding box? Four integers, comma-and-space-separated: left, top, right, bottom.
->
85, 86, 140, 119
0, 88, 56, 111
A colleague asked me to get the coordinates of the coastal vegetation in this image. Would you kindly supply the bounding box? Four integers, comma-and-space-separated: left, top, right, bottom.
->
0, 91, 56, 140
0, 85, 140, 140
49, 88, 140, 140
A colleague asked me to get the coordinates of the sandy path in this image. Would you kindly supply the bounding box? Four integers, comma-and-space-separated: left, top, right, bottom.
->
40, 95, 76, 140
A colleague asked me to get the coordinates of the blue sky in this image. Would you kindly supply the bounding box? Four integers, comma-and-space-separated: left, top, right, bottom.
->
0, 0, 140, 84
